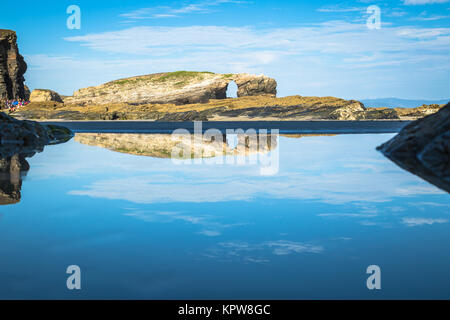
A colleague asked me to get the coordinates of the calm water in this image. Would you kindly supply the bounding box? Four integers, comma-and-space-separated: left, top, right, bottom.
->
0, 134, 449, 299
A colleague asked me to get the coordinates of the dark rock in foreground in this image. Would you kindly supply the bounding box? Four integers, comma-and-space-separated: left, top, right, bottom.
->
0, 112, 73, 205
377, 103, 450, 192
1, 112, 73, 158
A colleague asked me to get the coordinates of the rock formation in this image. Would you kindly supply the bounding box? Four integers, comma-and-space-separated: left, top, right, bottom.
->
233, 73, 277, 97
0, 111, 73, 205
64, 71, 277, 105
30, 89, 63, 103
14, 94, 446, 121
0, 112, 73, 157
0, 29, 27, 100
377, 103, 449, 192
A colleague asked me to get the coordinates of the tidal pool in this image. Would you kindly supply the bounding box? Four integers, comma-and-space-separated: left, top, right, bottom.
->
0, 133, 449, 299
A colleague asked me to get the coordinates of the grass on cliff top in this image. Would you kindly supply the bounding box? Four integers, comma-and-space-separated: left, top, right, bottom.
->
108, 71, 216, 87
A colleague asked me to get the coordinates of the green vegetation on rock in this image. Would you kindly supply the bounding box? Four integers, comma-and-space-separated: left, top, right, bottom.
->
110, 71, 216, 87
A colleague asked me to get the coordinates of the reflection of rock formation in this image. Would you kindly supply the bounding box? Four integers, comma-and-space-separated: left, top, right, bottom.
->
377, 103, 449, 193
75, 133, 277, 159
0, 154, 29, 205
281, 134, 336, 139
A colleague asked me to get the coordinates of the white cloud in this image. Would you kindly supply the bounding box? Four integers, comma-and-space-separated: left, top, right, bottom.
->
63, 23, 450, 56
317, 6, 365, 13
410, 15, 450, 20
121, 0, 247, 20
402, 217, 448, 226
27, 20, 450, 98
403, 0, 450, 5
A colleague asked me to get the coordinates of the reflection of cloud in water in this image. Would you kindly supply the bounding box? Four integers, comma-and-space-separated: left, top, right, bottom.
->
122, 207, 325, 261
265, 240, 323, 255
318, 213, 378, 218
407, 202, 450, 208
402, 217, 448, 227
124, 209, 247, 237
69, 170, 443, 205
31, 134, 442, 204
319, 205, 449, 228
205, 240, 323, 264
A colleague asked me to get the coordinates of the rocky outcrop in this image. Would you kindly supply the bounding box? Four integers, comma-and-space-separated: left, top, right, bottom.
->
233, 73, 277, 97
377, 103, 449, 192
13, 94, 445, 121
15, 96, 370, 121
0, 112, 73, 158
0, 112, 73, 205
75, 133, 277, 159
0, 30, 27, 100
64, 71, 277, 105
30, 89, 63, 103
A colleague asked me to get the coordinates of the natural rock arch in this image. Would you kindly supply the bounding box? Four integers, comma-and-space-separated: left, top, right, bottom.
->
67, 72, 277, 105
226, 81, 238, 98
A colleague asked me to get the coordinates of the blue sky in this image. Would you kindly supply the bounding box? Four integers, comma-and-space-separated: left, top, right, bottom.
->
1, 0, 449, 99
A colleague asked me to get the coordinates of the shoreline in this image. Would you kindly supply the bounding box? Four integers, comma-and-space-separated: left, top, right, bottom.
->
38, 120, 411, 134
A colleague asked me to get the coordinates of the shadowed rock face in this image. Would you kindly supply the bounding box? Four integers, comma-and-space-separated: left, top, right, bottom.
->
74, 133, 277, 159
377, 103, 450, 192
0, 111, 73, 205
0, 29, 27, 100
64, 72, 277, 105
0, 112, 73, 157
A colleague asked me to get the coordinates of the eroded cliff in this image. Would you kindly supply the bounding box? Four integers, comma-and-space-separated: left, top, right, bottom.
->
0, 29, 27, 100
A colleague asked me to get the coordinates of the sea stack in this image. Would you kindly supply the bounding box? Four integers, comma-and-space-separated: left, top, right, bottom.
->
0, 29, 28, 100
